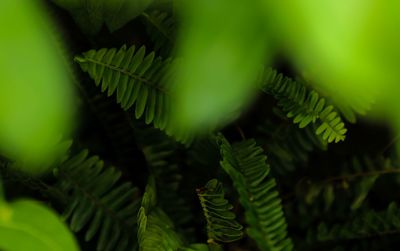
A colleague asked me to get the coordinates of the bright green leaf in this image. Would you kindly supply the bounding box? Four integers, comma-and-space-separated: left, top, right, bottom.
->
266, 0, 400, 127
0, 200, 79, 251
0, 0, 73, 171
171, 0, 270, 134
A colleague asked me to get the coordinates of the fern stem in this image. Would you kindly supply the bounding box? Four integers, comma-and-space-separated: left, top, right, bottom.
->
58, 170, 136, 229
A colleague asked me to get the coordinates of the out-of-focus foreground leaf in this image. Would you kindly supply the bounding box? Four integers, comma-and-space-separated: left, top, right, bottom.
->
51, 0, 154, 34
0, 0, 73, 171
266, 0, 400, 124
171, 0, 270, 135
0, 182, 79, 251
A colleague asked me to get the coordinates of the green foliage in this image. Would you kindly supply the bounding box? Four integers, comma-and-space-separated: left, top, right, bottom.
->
296, 155, 400, 211
171, 0, 270, 135
179, 243, 210, 251
0, 181, 78, 251
4, 1, 400, 250
137, 176, 184, 251
196, 179, 243, 244
0, 0, 73, 170
75, 45, 192, 143
259, 68, 347, 143
55, 149, 141, 251
217, 135, 293, 251
311, 202, 400, 242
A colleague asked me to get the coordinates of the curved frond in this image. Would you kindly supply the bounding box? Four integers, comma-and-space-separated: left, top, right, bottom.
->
259, 68, 347, 143
196, 179, 243, 244
55, 149, 141, 251
217, 134, 293, 251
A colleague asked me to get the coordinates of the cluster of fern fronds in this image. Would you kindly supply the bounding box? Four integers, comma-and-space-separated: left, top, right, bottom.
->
1, 1, 400, 251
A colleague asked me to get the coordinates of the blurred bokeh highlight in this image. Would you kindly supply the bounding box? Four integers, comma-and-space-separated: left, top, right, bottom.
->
0, 0, 73, 173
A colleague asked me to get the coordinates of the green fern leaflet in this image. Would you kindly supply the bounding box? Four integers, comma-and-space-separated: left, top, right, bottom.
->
217, 134, 294, 251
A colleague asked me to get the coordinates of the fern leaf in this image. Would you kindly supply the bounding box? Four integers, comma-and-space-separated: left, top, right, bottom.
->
310, 202, 400, 242
55, 149, 141, 251
217, 134, 293, 251
196, 179, 243, 244
75, 45, 191, 143
297, 155, 400, 211
259, 68, 347, 143
137, 176, 184, 251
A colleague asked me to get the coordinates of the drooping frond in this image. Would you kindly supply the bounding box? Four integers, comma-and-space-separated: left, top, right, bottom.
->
137, 176, 184, 251
258, 67, 347, 143
75, 45, 192, 143
141, 11, 175, 56
55, 149, 141, 251
217, 134, 293, 251
196, 179, 243, 244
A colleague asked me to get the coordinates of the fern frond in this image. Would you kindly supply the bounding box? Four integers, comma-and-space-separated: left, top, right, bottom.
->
217, 134, 293, 251
259, 68, 347, 143
142, 11, 175, 56
196, 179, 243, 244
297, 155, 400, 211
75, 45, 191, 143
137, 176, 184, 251
55, 149, 141, 251
310, 202, 400, 242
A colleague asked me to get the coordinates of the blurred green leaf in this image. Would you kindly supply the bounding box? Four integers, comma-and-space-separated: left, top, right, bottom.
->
263, 0, 400, 156
267, 0, 400, 118
51, 0, 154, 33
0, 1, 73, 171
171, 0, 270, 134
0, 200, 79, 251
